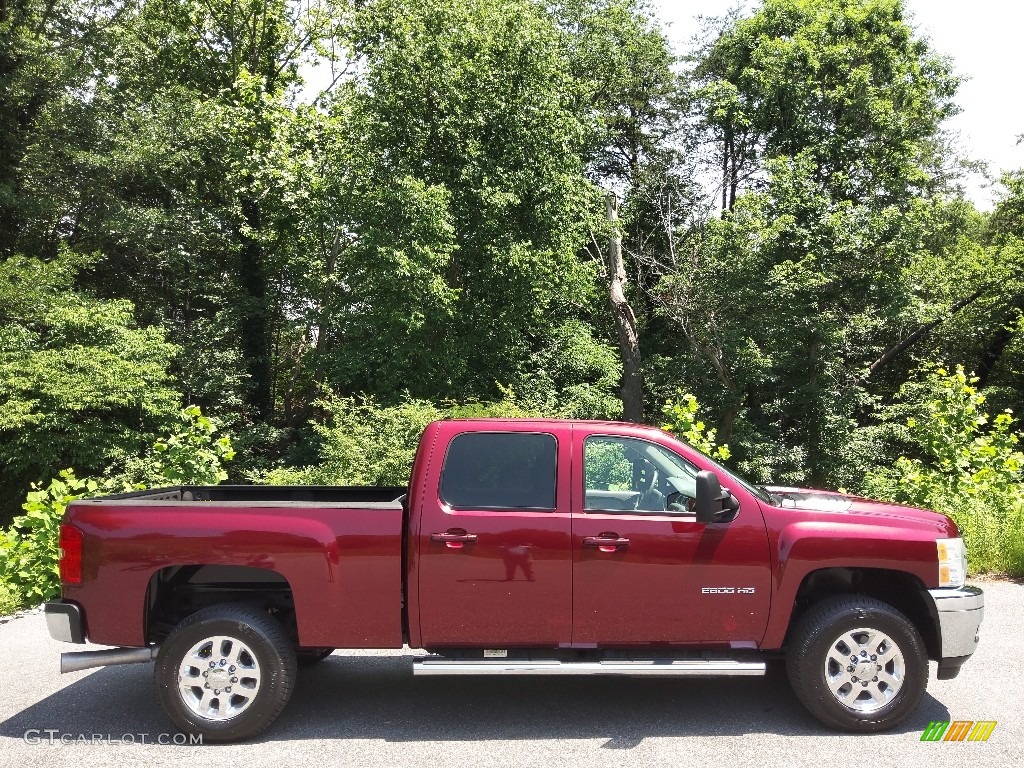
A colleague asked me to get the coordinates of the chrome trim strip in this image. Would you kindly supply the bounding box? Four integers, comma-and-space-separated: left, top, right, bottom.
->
413, 659, 766, 677
928, 585, 984, 612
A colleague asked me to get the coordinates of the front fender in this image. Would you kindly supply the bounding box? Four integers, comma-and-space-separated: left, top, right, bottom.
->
760, 516, 939, 649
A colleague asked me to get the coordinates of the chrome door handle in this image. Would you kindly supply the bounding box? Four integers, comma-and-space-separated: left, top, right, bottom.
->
582, 535, 630, 552
430, 531, 478, 549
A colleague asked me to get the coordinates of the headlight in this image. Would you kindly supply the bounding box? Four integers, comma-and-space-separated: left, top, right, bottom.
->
936, 537, 967, 588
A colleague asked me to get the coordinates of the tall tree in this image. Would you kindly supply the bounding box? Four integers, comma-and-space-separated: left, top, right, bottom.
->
0, 0, 123, 256
657, 0, 962, 485
16, 0, 344, 425
554, 0, 686, 421
345, 0, 596, 399
692, 0, 959, 206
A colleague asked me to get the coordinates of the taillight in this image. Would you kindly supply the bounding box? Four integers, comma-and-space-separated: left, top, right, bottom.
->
59, 525, 83, 584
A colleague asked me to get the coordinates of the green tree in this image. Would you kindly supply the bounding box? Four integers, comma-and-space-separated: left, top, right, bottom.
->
0, 252, 180, 523
0, 0, 122, 255
692, 0, 959, 206
647, 0, 965, 486
344, 0, 597, 400
15, 0, 345, 431
555, 0, 689, 422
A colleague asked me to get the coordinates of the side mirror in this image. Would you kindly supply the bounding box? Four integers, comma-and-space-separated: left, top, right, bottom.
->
695, 470, 734, 524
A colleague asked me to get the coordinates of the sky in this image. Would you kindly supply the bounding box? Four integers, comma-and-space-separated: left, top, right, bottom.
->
650, 0, 1024, 210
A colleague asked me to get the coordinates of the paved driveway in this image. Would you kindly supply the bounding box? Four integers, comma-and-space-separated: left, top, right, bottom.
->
0, 580, 1019, 767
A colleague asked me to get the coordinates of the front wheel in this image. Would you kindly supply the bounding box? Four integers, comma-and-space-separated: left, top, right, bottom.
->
786, 595, 928, 732
154, 603, 297, 743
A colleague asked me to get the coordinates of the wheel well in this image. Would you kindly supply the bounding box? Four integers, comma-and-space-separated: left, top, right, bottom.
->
787, 568, 940, 659
145, 565, 297, 645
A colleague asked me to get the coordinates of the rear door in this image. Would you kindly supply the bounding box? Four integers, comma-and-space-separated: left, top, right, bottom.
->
415, 423, 572, 648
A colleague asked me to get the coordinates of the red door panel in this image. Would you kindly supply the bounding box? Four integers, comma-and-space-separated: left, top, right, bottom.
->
570, 428, 772, 648
572, 513, 772, 646
417, 510, 571, 647
416, 423, 573, 648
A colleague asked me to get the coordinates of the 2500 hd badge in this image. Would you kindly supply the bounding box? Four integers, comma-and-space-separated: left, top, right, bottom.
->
702, 587, 757, 594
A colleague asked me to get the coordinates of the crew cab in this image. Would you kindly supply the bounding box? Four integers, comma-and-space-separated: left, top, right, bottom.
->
44, 419, 984, 742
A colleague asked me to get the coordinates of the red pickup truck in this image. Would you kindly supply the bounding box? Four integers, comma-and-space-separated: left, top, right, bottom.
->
44, 418, 983, 742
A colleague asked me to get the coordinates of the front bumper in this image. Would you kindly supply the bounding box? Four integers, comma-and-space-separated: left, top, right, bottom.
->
927, 585, 983, 679
44, 601, 85, 644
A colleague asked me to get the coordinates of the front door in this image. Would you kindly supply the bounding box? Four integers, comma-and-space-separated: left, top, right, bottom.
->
416, 425, 572, 648
571, 431, 772, 647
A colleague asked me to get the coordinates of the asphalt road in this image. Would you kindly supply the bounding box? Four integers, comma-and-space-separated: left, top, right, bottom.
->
0, 580, 1019, 768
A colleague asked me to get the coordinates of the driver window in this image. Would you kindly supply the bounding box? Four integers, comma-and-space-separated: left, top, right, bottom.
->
583, 436, 699, 513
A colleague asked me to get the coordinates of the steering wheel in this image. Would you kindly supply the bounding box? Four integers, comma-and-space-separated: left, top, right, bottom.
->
635, 469, 664, 511
666, 490, 696, 514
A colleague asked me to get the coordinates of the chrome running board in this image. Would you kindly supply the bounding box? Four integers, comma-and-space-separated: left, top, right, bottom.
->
413, 658, 766, 677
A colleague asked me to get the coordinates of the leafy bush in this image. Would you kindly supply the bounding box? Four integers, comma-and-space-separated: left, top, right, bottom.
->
0, 576, 23, 616
0, 470, 101, 604
864, 365, 1024, 575
0, 406, 234, 607
263, 395, 444, 486
266, 390, 737, 489
509, 321, 623, 420
120, 406, 236, 487
0, 252, 181, 525
660, 393, 732, 462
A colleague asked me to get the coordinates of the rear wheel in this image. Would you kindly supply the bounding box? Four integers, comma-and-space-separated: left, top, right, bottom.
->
786, 595, 927, 732
155, 603, 297, 743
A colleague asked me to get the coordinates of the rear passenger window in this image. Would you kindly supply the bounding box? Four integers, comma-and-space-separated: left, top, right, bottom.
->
440, 432, 557, 510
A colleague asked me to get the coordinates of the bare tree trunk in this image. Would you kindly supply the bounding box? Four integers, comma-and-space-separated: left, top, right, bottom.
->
864, 287, 987, 380
239, 197, 274, 420
606, 192, 644, 422
721, 137, 729, 213
728, 133, 738, 210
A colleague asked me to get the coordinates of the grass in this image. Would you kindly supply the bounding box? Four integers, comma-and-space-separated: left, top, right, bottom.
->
928, 490, 1024, 578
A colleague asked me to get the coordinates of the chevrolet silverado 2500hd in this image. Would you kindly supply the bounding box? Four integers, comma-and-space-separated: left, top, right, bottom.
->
44, 418, 983, 742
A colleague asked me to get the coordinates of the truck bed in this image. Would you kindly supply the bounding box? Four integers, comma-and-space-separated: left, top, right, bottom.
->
86, 484, 408, 505
63, 484, 409, 649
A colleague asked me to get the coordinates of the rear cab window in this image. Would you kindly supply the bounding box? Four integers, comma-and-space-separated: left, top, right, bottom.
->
440, 432, 557, 510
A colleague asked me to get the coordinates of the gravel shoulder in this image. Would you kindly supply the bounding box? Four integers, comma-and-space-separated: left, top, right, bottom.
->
0, 580, 1019, 768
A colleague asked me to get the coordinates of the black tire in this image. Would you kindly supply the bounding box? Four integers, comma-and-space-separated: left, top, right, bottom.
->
155, 603, 297, 743
296, 647, 334, 667
786, 595, 927, 732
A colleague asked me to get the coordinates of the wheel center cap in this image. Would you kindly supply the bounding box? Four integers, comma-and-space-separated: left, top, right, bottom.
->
855, 660, 874, 678
209, 668, 229, 686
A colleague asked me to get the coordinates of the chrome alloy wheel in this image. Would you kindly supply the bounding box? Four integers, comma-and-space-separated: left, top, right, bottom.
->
177, 635, 262, 721
823, 627, 905, 713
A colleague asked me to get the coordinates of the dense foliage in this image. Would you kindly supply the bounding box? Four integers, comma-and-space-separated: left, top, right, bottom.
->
1, 0, 1022, 589
865, 366, 1024, 574
0, 253, 180, 518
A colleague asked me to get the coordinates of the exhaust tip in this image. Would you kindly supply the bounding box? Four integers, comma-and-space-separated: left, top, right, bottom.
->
60, 646, 159, 674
